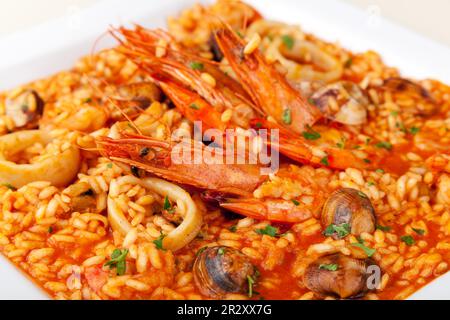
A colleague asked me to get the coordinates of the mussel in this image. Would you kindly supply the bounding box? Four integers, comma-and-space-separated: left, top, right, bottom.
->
193, 246, 257, 298
321, 188, 376, 239
381, 77, 438, 116
5, 89, 44, 129
303, 253, 378, 299
310, 81, 369, 125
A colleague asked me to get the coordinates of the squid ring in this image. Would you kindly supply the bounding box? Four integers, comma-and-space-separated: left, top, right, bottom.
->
107, 175, 202, 251
0, 130, 80, 188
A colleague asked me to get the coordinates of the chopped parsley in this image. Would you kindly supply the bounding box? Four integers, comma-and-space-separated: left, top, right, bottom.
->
320, 156, 330, 166
218, 247, 226, 255
131, 165, 140, 177
48, 226, 54, 234
189, 61, 204, 71
308, 98, 316, 106
351, 241, 376, 257
292, 199, 300, 206
196, 247, 206, 256
390, 111, 399, 116
375, 141, 393, 150
255, 225, 279, 238
319, 263, 339, 271
163, 195, 175, 214
376, 169, 385, 174
153, 233, 166, 251
106, 163, 113, 169
323, 223, 351, 239
412, 228, 425, 236
190, 103, 200, 110
282, 108, 292, 125
358, 191, 368, 199
281, 35, 294, 50
2, 183, 16, 190
376, 224, 392, 232
139, 147, 150, 157
229, 225, 237, 232
344, 58, 353, 68
247, 275, 256, 298
302, 130, 321, 141
367, 181, 376, 187
409, 127, 420, 135
82, 97, 92, 104
401, 235, 415, 246
104, 248, 129, 275
364, 159, 371, 164
254, 122, 263, 129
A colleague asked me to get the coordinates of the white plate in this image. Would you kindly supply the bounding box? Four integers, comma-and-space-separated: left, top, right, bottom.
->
0, 0, 449, 299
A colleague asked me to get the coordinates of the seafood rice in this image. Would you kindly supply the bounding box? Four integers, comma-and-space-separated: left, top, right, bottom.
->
0, 0, 449, 300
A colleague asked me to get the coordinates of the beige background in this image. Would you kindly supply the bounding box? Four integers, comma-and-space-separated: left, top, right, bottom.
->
0, 0, 449, 47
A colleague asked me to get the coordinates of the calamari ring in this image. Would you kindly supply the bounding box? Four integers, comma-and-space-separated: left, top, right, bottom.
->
247, 20, 343, 83
107, 175, 202, 251
0, 130, 80, 188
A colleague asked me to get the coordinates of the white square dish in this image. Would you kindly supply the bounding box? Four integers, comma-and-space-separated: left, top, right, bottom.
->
0, 0, 448, 299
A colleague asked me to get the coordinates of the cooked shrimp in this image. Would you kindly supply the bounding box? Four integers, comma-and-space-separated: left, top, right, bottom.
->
251, 119, 383, 170
114, 27, 257, 129
97, 134, 327, 223
214, 26, 322, 134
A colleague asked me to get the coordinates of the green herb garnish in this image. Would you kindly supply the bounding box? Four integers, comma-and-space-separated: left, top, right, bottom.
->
229, 225, 237, 232
282, 108, 292, 125
255, 225, 279, 238
48, 226, 54, 234
292, 199, 300, 206
344, 58, 353, 68
247, 275, 255, 298
106, 163, 113, 169
190, 103, 200, 110
351, 242, 376, 257
376, 169, 385, 174
218, 247, 226, 255
375, 141, 393, 150
2, 183, 16, 190
196, 247, 206, 256
409, 127, 420, 135
302, 131, 321, 140
323, 223, 351, 239
104, 248, 129, 275
281, 35, 294, 50
376, 224, 392, 232
412, 228, 425, 236
163, 195, 175, 214
401, 235, 415, 246
189, 61, 204, 71
319, 264, 339, 271
320, 156, 330, 166
153, 233, 166, 251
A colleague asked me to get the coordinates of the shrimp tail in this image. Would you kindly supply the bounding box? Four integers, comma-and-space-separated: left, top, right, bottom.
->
220, 198, 313, 223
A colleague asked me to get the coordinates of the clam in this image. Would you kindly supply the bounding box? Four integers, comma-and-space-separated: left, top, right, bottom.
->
321, 188, 376, 239
310, 81, 369, 125
382, 77, 437, 116
5, 89, 44, 129
193, 246, 257, 298
303, 253, 378, 299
